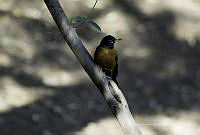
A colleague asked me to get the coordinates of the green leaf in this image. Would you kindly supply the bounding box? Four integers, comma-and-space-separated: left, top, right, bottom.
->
71, 16, 87, 24
86, 20, 101, 32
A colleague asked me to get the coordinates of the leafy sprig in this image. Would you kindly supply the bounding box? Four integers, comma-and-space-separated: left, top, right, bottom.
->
70, 0, 101, 32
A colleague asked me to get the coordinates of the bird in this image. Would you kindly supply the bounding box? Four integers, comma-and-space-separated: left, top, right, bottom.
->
94, 35, 120, 85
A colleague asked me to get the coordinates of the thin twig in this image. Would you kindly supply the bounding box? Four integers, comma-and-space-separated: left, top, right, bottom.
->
88, 0, 98, 19
75, 0, 98, 27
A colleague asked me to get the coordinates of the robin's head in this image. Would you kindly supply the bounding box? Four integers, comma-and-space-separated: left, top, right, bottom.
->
100, 35, 116, 48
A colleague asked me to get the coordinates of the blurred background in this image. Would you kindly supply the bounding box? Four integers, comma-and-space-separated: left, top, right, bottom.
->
0, 0, 200, 135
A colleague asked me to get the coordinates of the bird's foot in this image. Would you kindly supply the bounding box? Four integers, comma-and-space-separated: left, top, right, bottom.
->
106, 76, 112, 80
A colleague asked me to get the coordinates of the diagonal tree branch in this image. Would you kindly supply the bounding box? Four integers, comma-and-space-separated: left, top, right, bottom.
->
43, 0, 142, 135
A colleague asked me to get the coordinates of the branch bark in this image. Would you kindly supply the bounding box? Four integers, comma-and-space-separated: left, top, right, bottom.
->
43, 0, 142, 135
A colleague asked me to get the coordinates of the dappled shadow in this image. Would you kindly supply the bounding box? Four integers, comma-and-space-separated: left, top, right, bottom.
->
0, 82, 110, 135
0, 66, 45, 88
0, 7, 111, 135
0, 0, 200, 135
113, 0, 200, 114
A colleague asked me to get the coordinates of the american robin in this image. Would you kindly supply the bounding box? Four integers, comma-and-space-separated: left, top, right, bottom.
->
94, 35, 120, 85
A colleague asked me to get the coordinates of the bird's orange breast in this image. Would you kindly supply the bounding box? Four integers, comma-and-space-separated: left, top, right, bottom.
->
94, 47, 117, 71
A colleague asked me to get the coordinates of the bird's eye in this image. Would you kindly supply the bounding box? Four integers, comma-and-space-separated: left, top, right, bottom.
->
108, 40, 114, 44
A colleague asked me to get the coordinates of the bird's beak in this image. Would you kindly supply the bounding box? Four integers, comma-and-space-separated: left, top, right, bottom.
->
115, 38, 122, 41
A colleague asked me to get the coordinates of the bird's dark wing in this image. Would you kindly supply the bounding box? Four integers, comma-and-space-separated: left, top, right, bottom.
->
94, 46, 99, 62
112, 56, 118, 85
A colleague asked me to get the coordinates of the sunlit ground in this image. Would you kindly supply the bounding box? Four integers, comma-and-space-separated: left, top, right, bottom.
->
0, 0, 200, 135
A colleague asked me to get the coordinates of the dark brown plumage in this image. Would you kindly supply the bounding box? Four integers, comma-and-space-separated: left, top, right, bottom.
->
94, 35, 118, 85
